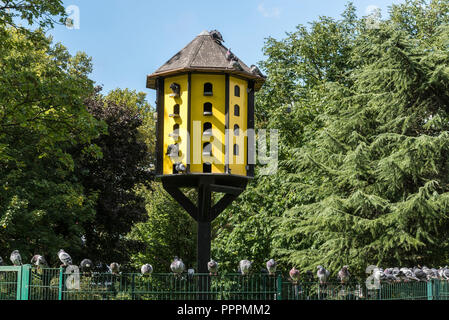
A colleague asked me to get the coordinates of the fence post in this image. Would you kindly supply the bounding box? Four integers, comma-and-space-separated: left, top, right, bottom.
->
276, 274, 282, 301
131, 274, 135, 300
15, 266, 22, 300
58, 267, 64, 301
20, 265, 31, 300
427, 280, 433, 300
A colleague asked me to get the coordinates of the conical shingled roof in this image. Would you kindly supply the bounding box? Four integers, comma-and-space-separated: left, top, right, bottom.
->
146, 31, 266, 91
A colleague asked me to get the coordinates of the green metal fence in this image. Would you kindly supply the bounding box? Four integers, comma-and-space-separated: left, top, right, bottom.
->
2, 265, 449, 300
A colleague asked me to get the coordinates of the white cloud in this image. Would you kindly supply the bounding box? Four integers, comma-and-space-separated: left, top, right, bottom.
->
257, 3, 281, 18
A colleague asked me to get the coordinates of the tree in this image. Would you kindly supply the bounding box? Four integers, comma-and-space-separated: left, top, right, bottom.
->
0, 28, 102, 265
276, 20, 449, 276
75, 88, 154, 268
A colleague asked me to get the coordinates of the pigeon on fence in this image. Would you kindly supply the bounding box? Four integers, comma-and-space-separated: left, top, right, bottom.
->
289, 267, 300, 283
239, 260, 252, 276
401, 268, 420, 281
141, 264, 153, 275
317, 266, 330, 284
0, 256, 4, 266
10, 250, 22, 266
413, 267, 427, 281
109, 263, 120, 275
266, 259, 277, 276
207, 260, 218, 276
338, 266, 350, 284
31, 255, 48, 268
170, 257, 185, 275
80, 259, 93, 273
58, 249, 72, 267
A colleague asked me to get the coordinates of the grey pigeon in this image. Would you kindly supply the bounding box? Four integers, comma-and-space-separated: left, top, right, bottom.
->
289, 267, 300, 283
250, 65, 264, 77
0, 256, 4, 266
166, 144, 179, 157
413, 267, 427, 281
317, 265, 330, 284
170, 257, 185, 275
10, 250, 22, 266
58, 249, 72, 267
266, 259, 277, 275
338, 266, 350, 284
80, 259, 93, 272
440, 266, 449, 280
141, 264, 153, 275
31, 255, 48, 268
175, 162, 186, 172
209, 30, 224, 43
188, 268, 195, 278
169, 83, 180, 97
225, 49, 235, 61
239, 260, 252, 276
401, 267, 420, 281
230, 59, 243, 71
207, 260, 218, 275
109, 262, 120, 275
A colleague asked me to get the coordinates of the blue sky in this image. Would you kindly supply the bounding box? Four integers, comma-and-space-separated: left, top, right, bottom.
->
49, 0, 404, 104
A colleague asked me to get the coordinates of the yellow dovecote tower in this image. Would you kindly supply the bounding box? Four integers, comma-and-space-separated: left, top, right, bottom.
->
146, 30, 265, 273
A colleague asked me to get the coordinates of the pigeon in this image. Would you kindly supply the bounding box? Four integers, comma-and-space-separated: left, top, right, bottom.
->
338, 266, 350, 284
413, 267, 427, 281
440, 266, 449, 280
31, 255, 48, 268
80, 259, 93, 272
58, 249, 72, 267
175, 162, 186, 173
250, 65, 264, 78
207, 260, 218, 275
209, 30, 224, 43
169, 83, 180, 97
225, 49, 235, 61
166, 144, 179, 157
230, 59, 243, 71
0, 256, 3, 266
188, 268, 195, 279
317, 266, 330, 284
401, 267, 420, 281
383, 268, 399, 282
239, 260, 252, 276
109, 262, 120, 275
266, 259, 277, 276
289, 267, 300, 283
141, 264, 153, 275
170, 257, 185, 275
10, 250, 22, 266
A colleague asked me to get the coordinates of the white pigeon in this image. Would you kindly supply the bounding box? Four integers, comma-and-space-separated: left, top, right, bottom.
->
239, 260, 252, 276
170, 257, 185, 275
207, 260, 218, 275
141, 264, 153, 275
10, 250, 22, 266
58, 249, 72, 267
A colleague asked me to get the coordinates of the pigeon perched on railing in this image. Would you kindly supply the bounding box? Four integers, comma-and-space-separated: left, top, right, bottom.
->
10, 250, 22, 266
80, 259, 93, 273
289, 267, 300, 283
31, 255, 48, 268
317, 266, 330, 284
0, 256, 4, 266
141, 264, 153, 275
207, 260, 218, 276
109, 262, 120, 275
170, 257, 185, 275
400, 268, 420, 281
58, 249, 72, 267
239, 260, 252, 276
338, 266, 350, 284
266, 259, 277, 276
440, 266, 449, 280
413, 267, 427, 281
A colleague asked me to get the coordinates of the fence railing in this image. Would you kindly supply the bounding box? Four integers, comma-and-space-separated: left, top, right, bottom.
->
2, 265, 449, 300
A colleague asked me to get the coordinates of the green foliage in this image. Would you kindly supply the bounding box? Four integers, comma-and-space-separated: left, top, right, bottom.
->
0, 28, 101, 264
127, 182, 196, 273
